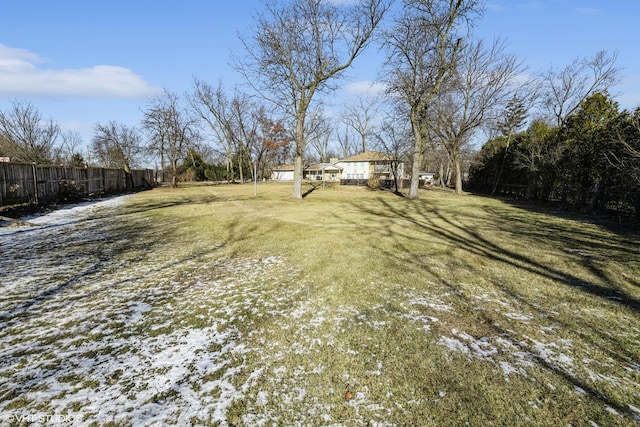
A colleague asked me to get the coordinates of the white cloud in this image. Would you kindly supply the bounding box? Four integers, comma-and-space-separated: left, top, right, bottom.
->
344, 80, 387, 97
0, 44, 161, 98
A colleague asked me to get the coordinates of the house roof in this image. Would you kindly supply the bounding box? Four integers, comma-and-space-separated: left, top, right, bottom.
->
338, 151, 392, 162
272, 163, 295, 171
305, 163, 343, 171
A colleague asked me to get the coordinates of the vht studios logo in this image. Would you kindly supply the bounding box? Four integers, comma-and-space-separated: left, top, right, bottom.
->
8, 413, 77, 424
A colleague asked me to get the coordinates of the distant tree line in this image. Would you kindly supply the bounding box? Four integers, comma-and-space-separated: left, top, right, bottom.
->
0, 89, 294, 189
470, 92, 640, 219
0, 100, 86, 167
1, 0, 638, 212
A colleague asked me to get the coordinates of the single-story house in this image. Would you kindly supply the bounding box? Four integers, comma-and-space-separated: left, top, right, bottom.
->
271, 164, 295, 181
304, 162, 343, 181
335, 151, 404, 180
419, 172, 435, 184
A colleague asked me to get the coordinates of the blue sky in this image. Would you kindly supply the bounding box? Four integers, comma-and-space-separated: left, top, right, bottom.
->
1, 0, 639, 150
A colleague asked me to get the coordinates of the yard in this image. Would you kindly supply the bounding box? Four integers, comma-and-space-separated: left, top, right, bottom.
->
0, 182, 638, 426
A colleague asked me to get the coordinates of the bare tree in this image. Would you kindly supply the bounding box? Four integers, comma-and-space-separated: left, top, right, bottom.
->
58, 130, 86, 167
228, 94, 260, 182
0, 99, 60, 164
428, 38, 524, 194
609, 109, 640, 186
433, 145, 453, 187
335, 123, 357, 158
307, 109, 333, 162
342, 95, 381, 153
191, 79, 236, 181
191, 79, 262, 182
143, 90, 199, 188
491, 95, 528, 194
257, 110, 292, 178
372, 112, 412, 193
91, 121, 143, 190
382, 0, 483, 199
539, 50, 621, 127
238, 0, 390, 199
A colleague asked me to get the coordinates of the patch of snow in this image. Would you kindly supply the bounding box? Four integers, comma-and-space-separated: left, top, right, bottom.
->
504, 312, 534, 321
128, 301, 152, 323
499, 361, 520, 377
366, 361, 384, 377
624, 362, 640, 373
605, 406, 620, 416
585, 369, 621, 387
438, 336, 471, 356
438, 329, 499, 362
403, 311, 439, 331
0, 194, 309, 425
408, 295, 453, 312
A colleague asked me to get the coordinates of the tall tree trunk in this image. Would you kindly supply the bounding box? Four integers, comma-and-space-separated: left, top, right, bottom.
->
292, 109, 307, 199
408, 115, 423, 199
454, 151, 463, 194
492, 147, 508, 194
588, 178, 604, 213
226, 142, 234, 183
238, 153, 244, 182
171, 160, 178, 188
293, 155, 304, 198
392, 160, 399, 194
492, 135, 513, 195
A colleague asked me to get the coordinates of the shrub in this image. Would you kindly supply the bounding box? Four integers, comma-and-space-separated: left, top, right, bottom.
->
367, 175, 380, 190
179, 169, 196, 182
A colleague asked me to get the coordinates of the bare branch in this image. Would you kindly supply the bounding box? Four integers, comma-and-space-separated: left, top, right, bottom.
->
0, 99, 60, 164
238, 0, 391, 198
142, 89, 198, 187
539, 50, 621, 127
381, 0, 484, 198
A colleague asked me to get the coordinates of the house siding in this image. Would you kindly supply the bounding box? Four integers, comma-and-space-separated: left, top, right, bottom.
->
336, 161, 369, 179
272, 171, 294, 181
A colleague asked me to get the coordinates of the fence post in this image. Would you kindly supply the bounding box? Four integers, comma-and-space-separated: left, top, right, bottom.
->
32, 163, 39, 205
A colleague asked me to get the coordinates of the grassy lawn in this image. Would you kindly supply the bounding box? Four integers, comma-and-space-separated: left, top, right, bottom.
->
1, 181, 639, 426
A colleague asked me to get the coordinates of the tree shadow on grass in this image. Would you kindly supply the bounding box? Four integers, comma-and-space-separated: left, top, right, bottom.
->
302, 182, 322, 198
343, 194, 640, 423
474, 192, 640, 235
368, 197, 639, 313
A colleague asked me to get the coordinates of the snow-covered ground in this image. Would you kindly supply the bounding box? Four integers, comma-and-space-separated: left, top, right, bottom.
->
0, 196, 302, 426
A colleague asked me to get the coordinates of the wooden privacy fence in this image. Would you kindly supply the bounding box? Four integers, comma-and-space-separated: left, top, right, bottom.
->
0, 162, 154, 208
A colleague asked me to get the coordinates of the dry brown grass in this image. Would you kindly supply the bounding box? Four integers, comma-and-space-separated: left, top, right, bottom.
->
1, 181, 638, 426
